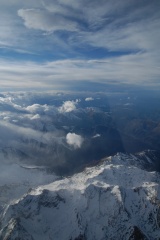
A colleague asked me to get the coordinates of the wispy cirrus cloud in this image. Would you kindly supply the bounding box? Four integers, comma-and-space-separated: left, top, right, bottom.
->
0, 53, 159, 91
0, 0, 159, 89
17, 0, 160, 53
18, 8, 78, 33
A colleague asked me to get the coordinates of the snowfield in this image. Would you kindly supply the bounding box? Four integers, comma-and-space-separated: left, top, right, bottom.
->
1, 152, 160, 240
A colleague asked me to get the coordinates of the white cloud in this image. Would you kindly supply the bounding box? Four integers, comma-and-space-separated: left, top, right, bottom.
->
85, 97, 94, 101
66, 133, 83, 149
0, 55, 159, 90
25, 104, 58, 116
0, 1, 159, 89
18, 8, 78, 33
30, 114, 40, 120
26, 104, 48, 113
58, 100, 77, 113
92, 134, 101, 139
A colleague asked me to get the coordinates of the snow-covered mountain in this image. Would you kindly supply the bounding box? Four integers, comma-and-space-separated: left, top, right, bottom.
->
1, 152, 160, 240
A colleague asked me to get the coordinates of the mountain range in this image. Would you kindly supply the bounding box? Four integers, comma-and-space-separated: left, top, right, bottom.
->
1, 151, 160, 240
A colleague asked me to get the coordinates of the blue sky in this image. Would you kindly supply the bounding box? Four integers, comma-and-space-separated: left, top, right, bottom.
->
0, 0, 160, 90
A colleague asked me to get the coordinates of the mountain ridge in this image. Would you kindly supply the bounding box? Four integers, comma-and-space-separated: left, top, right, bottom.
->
1, 152, 160, 240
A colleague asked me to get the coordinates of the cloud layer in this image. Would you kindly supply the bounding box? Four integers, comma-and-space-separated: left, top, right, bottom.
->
0, 0, 159, 89
0, 55, 159, 91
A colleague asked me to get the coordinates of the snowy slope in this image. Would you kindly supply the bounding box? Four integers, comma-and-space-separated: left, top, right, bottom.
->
1, 153, 160, 240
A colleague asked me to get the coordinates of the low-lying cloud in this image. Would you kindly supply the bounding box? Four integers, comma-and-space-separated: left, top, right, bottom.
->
92, 134, 101, 138
58, 100, 78, 113
66, 132, 83, 149
85, 97, 94, 101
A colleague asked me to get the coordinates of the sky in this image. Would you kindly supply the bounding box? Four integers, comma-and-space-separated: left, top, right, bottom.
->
0, 0, 160, 91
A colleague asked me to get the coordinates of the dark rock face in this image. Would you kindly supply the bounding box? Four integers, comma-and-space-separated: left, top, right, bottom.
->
129, 226, 148, 240
74, 233, 86, 240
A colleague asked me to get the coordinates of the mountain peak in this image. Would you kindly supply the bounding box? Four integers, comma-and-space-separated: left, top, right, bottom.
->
1, 152, 160, 240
